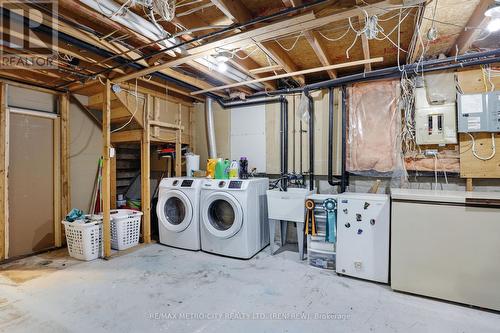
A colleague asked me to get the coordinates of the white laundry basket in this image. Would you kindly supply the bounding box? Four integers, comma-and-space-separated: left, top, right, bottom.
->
62, 217, 103, 261
110, 209, 143, 250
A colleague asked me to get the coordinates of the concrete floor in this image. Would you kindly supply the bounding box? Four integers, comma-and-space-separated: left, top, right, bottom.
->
1, 244, 499, 333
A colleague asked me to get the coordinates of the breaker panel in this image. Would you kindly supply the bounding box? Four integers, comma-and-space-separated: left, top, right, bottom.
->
415, 87, 458, 145
458, 92, 500, 133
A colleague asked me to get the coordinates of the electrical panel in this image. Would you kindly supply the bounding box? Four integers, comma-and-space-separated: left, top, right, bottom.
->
415, 87, 457, 145
458, 92, 500, 133
336, 193, 390, 283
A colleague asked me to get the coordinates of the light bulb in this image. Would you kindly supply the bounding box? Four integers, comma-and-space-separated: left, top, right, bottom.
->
217, 62, 228, 73
487, 18, 500, 32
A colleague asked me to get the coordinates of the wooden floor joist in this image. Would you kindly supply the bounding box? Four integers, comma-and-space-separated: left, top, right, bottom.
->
191, 57, 384, 95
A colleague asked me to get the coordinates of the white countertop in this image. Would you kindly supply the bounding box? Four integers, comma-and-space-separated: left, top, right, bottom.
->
390, 188, 500, 203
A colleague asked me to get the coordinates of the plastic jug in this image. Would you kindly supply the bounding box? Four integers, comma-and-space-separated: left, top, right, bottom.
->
239, 157, 248, 179
229, 160, 239, 179
215, 158, 230, 179
206, 159, 217, 178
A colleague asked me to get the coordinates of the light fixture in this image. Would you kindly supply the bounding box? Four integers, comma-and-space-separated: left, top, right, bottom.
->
215, 51, 231, 63
216, 62, 228, 73
487, 18, 500, 32
485, 0, 500, 18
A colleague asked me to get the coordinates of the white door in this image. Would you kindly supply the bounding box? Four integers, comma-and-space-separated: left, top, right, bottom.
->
157, 190, 193, 232
202, 192, 243, 239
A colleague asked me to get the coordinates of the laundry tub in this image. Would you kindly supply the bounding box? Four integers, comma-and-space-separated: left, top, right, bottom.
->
266, 188, 314, 222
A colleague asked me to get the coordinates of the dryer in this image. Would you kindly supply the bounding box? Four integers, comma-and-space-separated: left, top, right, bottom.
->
156, 178, 203, 250
200, 178, 269, 259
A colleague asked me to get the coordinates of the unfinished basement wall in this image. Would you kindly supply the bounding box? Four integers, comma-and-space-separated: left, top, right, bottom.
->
192, 89, 342, 176
69, 95, 102, 212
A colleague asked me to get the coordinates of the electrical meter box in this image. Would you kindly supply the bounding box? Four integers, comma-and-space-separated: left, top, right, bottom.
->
458, 92, 500, 133
415, 87, 457, 145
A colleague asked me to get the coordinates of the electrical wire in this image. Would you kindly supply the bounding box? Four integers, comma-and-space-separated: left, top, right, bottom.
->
111, 79, 142, 133
466, 132, 496, 161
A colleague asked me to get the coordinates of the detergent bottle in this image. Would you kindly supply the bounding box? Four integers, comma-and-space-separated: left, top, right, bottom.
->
206, 159, 217, 178
229, 160, 239, 179
214, 158, 225, 179
223, 159, 231, 179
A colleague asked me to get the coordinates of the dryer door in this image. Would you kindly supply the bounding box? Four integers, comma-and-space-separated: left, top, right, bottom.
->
157, 190, 193, 232
202, 191, 243, 239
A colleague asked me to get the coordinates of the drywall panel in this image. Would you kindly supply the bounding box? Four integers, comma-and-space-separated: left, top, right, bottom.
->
7, 85, 56, 113
9, 113, 54, 257
230, 104, 266, 172
70, 95, 103, 212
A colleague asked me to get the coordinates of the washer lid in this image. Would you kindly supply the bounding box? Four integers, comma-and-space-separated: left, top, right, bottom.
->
157, 190, 193, 232
202, 191, 243, 239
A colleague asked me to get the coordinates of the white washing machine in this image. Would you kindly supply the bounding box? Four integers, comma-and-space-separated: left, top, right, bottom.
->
200, 178, 269, 259
156, 178, 203, 250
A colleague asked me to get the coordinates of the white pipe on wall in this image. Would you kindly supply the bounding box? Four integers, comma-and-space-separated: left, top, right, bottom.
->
205, 97, 217, 158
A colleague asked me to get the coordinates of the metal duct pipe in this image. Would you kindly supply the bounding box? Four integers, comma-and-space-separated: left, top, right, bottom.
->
205, 97, 217, 159
327, 87, 341, 188
305, 91, 315, 191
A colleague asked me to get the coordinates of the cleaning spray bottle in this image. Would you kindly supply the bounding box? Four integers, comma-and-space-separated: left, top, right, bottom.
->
229, 160, 239, 179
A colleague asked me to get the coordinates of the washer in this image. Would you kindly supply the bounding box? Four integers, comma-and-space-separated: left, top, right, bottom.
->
156, 177, 202, 250
200, 178, 269, 259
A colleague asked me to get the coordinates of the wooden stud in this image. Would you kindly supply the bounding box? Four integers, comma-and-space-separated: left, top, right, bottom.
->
53, 116, 62, 247
60, 93, 70, 246
191, 57, 384, 95
141, 95, 152, 244
110, 149, 117, 210
153, 96, 160, 138
111, 129, 142, 143
466, 178, 473, 192
102, 80, 112, 258
175, 104, 182, 177
0, 83, 8, 260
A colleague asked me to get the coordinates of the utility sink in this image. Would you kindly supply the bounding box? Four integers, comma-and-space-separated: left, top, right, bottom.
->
266, 188, 315, 223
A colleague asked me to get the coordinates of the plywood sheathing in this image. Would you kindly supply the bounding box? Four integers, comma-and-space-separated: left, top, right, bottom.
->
415, 0, 481, 58
457, 68, 500, 179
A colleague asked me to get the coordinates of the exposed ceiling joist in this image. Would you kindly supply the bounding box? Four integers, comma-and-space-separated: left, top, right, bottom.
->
213, 0, 304, 85
191, 57, 384, 95
249, 65, 283, 74
114, 1, 396, 85
210, 0, 252, 23
303, 31, 337, 79
449, 0, 494, 55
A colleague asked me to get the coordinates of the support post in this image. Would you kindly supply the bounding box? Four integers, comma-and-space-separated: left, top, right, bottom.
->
175, 103, 182, 176
102, 80, 112, 258
0, 83, 8, 260
59, 93, 70, 247
141, 94, 151, 243
466, 178, 473, 192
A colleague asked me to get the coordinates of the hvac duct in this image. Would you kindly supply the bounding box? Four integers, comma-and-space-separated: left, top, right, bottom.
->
206, 97, 217, 159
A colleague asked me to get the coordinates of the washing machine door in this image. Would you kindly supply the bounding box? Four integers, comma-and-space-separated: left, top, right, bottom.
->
157, 190, 193, 232
202, 191, 243, 239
